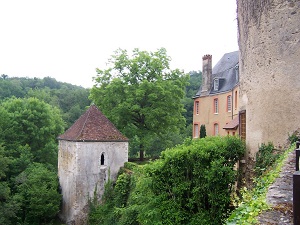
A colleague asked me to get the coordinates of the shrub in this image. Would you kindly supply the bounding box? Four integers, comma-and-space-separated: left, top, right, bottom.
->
200, 124, 206, 138
89, 136, 245, 225
255, 142, 279, 176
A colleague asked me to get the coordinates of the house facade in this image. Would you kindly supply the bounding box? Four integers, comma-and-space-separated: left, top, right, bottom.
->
58, 104, 128, 225
193, 52, 239, 138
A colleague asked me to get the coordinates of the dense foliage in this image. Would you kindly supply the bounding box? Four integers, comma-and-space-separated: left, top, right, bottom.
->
255, 142, 280, 176
0, 97, 64, 224
90, 48, 189, 159
89, 136, 245, 225
0, 76, 91, 127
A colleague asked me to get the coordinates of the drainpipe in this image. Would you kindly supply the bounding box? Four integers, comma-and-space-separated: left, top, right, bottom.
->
231, 88, 234, 120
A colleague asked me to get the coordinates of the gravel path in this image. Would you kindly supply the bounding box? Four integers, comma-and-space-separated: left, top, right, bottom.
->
256, 150, 295, 224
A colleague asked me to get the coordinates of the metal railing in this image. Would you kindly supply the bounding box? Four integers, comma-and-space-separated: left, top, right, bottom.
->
294, 140, 300, 224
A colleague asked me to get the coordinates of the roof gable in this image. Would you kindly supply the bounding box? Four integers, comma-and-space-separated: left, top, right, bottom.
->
58, 105, 128, 142
212, 51, 239, 74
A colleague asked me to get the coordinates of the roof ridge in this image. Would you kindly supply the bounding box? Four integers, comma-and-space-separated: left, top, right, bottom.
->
76, 107, 91, 140
213, 64, 238, 76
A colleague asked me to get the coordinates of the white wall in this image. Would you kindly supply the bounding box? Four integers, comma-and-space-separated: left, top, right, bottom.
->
58, 140, 128, 224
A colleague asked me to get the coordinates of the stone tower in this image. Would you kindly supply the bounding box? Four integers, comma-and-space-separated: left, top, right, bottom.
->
57, 105, 128, 224
237, 0, 300, 156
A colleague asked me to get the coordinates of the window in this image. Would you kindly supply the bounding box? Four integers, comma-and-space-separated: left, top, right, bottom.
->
195, 101, 199, 115
100, 153, 105, 165
235, 90, 238, 109
214, 123, 219, 136
214, 98, 219, 114
214, 79, 219, 91
227, 95, 232, 112
194, 124, 199, 138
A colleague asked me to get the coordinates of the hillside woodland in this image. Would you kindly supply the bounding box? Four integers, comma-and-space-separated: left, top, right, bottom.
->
0, 76, 92, 224
0, 75, 91, 128
0, 51, 203, 224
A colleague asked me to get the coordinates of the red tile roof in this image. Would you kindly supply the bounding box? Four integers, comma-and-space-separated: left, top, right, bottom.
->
58, 105, 128, 142
223, 116, 239, 130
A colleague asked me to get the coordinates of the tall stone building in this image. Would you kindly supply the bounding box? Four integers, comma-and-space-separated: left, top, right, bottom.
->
58, 104, 128, 224
237, 0, 300, 156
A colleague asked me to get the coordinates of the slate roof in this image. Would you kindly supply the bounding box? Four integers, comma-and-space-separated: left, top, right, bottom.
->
223, 116, 239, 130
58, 104, 128, 142
194, 51, 239, 98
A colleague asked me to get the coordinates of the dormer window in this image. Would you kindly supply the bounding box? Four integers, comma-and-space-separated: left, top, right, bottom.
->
214, 78, 219, 91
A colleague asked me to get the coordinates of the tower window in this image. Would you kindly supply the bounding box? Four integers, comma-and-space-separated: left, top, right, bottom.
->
100, 153, 105, 165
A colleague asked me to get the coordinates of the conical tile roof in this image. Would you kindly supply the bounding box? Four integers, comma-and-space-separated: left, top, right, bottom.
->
58, 104, 128, 142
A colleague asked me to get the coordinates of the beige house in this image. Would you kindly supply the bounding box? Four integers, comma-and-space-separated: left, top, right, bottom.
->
193, 51, 239, 138
58, 105, 128, 225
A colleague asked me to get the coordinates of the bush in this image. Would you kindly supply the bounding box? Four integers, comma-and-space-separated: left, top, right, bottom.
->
14, 163, 61, 224
89, 136, 245, 225
200, 124, 206, 138
255, 142, 279, 176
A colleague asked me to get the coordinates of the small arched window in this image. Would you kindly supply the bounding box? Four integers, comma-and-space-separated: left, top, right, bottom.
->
100, 153, 105, 165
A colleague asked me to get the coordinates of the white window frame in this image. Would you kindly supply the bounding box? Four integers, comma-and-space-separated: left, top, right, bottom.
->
194, 124, 199, 138
214, 98, 219, 114
214, 123, 219, 136
214, 78, 219, 91
227, 95, 232, 112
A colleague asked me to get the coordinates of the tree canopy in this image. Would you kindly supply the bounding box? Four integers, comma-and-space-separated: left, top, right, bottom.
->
0, 97, 65, 224
90, 48, 189, 159
0, 76, 91, 128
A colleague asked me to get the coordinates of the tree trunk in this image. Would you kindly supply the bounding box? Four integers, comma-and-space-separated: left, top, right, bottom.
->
139, 144, 144, 161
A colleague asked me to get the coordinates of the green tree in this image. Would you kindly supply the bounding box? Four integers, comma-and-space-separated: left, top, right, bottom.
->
0, 97, 65, 169
182, 71, 202, 128
200, 124, 206, 138
14, 163, 61, 224
0, 145, 20, 225
0, 76, 91, 128
90, 48, 189, 160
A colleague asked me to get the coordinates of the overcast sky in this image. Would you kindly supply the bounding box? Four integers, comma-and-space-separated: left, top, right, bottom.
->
0, 0, 238, 88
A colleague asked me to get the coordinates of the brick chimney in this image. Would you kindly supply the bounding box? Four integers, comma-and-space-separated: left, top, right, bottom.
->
201, 54, 212, 96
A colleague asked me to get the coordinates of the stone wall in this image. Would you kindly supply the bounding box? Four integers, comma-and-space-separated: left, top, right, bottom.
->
237, 0, 300, 156
58, 140, 128, 224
